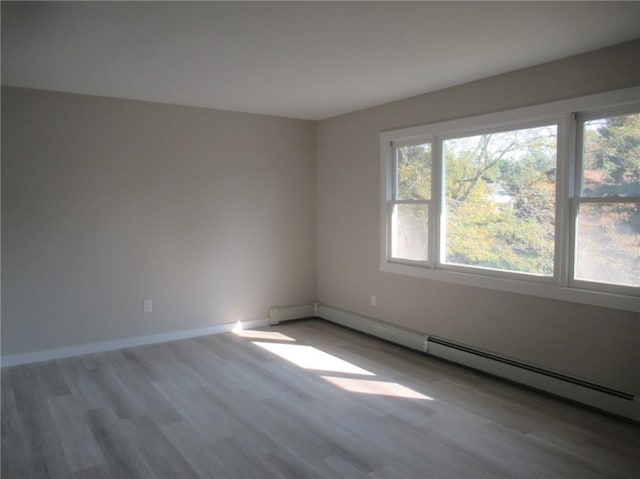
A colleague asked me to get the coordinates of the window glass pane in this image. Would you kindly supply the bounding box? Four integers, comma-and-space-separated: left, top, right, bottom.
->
575, 202, 639, 287
396, 143, 431, 200
391, 204, 429, 261
582, 113, 640, 197
443, 125, 557, 275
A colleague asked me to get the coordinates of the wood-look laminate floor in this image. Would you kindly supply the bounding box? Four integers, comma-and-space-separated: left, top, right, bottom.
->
2, 319, 639, 478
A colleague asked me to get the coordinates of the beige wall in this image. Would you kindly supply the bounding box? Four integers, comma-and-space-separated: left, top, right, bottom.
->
316, 40, 640, 393
2, 87, 316, 355
2, 41, 639, 394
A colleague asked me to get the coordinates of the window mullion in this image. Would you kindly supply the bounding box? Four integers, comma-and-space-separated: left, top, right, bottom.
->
555, 113, 575, 287
381, 140, 394, 264
568, 112, 585, 287
380, 87, 640, 310
431, 137, 442, 268
391, 144, 398, 200
567, 196, 579, 289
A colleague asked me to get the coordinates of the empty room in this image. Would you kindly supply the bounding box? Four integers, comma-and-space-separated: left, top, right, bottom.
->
2, 2, 639, 478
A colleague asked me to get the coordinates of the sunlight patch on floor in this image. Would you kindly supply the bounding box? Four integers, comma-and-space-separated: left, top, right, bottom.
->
253, 342, 375, 376
233, 329, 296, 341
321, 376, 433, 400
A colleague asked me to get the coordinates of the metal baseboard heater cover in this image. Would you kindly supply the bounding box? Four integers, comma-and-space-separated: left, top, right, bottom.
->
305, 303, 638, 422
425, 336, 636, 420
318, 303, 425, 351
269, 303, 316, 325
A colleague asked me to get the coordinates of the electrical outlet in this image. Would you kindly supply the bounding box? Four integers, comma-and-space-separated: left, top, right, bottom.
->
143, 299, 152, 313
370, 294, 377, 307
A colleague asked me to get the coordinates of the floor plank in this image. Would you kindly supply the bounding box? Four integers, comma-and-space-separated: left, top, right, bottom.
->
2, 318, 638, 479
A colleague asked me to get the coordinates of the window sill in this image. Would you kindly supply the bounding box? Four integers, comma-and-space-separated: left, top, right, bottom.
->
379, 261, 639, 312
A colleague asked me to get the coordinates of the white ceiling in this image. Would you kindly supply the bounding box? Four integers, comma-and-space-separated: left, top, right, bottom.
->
2, 1, 640, 120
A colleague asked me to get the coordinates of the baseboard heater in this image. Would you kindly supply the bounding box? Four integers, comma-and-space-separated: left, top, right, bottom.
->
269, 303, 317, 325
425, 336, 637, 419
307, 303, 639, 422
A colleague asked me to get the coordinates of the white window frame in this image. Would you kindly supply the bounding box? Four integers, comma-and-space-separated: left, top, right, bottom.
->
438, 118, 566, 284
388, 136, 435, 266
380, 86, 640, 312
571, 104, 640, 297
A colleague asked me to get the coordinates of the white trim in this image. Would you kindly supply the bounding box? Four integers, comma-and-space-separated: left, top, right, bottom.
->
436, 119, 562, 279
4, 300, 638, 421
427, 341, 637, 421
0, 318, 270, 367
318, 303, 425, 352
269, 303, 316, 325
554, 113, 574, 288
431, 138, 443, 267
380, 261, 639, 312
577, 102, 640, 124
570, 104, 640, 294
380, 137, 392, 266
388, 138, 435, 265
380, 86, 640, 143
380, 87, 640, 311
315, 303, 639, 421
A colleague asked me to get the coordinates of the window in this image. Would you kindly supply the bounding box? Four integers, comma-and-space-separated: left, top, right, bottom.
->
380, 87, 640, 311
391, 142, 432, 262
574, 110, 640, 291
442, 124, 558, 276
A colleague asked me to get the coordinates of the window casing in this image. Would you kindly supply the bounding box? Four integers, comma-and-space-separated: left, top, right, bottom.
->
380, 87, 640, 312
389, 140, 433, 264
440, 121, 560, 278
572, 105, 640, 296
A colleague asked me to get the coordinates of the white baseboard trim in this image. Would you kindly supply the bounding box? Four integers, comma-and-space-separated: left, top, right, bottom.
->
269, 303, 316, 325
315, 303, 639, 422
427, 339, 639, 422
4, 300, 638, 421
1, 317, 270, 367
318, 303, 425, 352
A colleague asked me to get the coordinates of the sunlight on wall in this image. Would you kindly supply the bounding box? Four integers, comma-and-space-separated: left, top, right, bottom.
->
253, 341, 375, 376
321, 376, 433, 400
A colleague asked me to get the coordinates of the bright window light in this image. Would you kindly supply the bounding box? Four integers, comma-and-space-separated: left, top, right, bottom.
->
442, 125, 558, 276
380, 87, 640, 311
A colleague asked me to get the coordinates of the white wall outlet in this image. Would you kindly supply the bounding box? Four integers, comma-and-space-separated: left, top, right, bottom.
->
370, 294, 377, 307
143, 299, 152, 313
